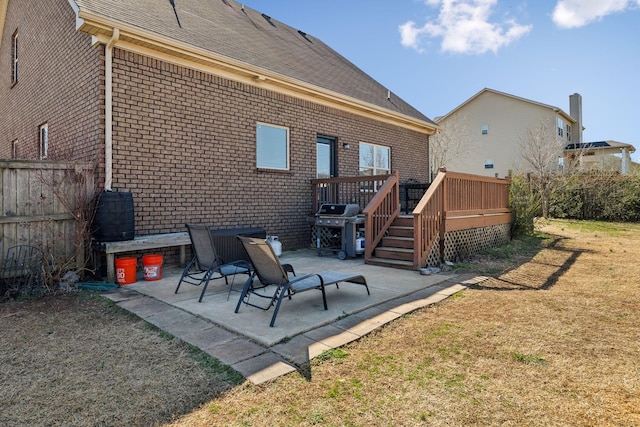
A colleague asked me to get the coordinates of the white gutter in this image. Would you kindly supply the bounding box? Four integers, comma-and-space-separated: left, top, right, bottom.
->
104, 28, 120, 191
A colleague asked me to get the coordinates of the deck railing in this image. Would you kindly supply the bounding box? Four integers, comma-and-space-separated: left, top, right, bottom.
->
361, 172, 400, 259
311, 169, 510, 268
311, 173, 394, 212
311, 173, 400, 261
413, 168, 511, 267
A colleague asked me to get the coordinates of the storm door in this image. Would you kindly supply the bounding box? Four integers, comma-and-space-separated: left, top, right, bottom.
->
316, 135, 337, 178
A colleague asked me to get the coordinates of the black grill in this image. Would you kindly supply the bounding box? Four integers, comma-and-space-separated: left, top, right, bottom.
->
315, 204, 364, 259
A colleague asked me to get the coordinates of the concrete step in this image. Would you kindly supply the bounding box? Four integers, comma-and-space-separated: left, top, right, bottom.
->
381, 236, 414, 249
374, 246, 414, 262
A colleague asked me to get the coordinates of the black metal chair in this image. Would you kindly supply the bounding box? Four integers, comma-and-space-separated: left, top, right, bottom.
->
175, 224, 252, 302
1, 245, 45, 299
235, 236, 369, 327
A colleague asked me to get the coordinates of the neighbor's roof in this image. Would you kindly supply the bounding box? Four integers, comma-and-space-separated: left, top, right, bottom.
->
69, 0, 436, 131
436, 87, 576, 124
565, 140, 636, 153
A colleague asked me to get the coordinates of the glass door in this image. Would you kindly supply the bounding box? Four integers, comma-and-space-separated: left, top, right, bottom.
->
316, 135, 336, 178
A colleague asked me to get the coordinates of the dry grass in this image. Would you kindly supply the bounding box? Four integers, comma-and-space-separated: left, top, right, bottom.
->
0, 294, 242, 426
170, 219, 640, 426
2, 219, 639, 426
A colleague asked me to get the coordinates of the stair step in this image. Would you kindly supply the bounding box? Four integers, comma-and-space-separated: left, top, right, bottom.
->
392, 216, 413, 227
381, 236, 414, 249
367, 257, 416, 270
374, 246, 414, 262
388, 226, 414, 238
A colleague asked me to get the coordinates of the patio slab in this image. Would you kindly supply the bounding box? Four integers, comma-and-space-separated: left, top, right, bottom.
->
103, 249, 484, 384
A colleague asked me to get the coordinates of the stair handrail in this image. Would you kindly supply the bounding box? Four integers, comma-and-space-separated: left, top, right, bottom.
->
362, 171, 399, 261
412, 168, 447, 268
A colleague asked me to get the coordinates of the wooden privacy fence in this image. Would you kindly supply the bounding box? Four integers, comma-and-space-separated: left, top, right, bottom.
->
0, 160, 96, 272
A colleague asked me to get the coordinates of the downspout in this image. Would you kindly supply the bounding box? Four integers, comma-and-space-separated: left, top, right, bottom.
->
104, 28, 120, 191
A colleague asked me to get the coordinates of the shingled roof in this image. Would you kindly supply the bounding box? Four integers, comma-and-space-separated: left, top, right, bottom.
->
71, 0, 436, 129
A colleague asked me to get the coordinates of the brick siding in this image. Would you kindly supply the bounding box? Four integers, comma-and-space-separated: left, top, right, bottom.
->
111, 49, 429, 249
0, 0, 103, 163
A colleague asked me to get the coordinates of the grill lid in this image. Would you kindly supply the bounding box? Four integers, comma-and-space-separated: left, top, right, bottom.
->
317, 203, 360, 217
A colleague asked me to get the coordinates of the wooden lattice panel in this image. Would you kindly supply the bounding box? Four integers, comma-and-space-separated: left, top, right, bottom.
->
310, 226, 343, 250
443, 224, 510, 262
425, 234, 441, 267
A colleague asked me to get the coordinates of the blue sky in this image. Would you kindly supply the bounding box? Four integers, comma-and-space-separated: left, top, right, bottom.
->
241, 0, 640, 160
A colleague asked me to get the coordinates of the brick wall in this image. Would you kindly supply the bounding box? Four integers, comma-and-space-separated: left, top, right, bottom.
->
111, 49, 429, 250
0, 0, 103, 163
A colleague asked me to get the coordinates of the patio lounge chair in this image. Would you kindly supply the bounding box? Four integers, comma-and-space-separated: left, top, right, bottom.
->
235, 236, 370, 327
175, 223, 252, 302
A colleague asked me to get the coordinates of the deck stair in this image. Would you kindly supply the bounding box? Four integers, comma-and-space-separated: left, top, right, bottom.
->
367, 215, 416, 270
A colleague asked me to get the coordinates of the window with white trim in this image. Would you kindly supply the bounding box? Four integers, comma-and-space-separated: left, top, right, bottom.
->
11, 30, 18, 85
557, 118, 564, 137
359, 142, 390, 176
481, 124, 488, 135
566, 124, 571, 142
484, 159, 494, 169
39, 123, 48, 159
256, 123, 289, 170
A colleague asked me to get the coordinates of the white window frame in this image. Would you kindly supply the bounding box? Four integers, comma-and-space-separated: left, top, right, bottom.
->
256, 122, 289, 170
359, 142, 391, 176
11, 29, 18, 85
566, 124, 571, 142
557, 117, 564, 137
481, 124, 489, 135
39, 123, 48, 159
484, 159, 494, 169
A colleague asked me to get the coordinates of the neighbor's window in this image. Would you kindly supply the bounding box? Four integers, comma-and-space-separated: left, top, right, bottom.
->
566, 124, 571, 142
11, 30, 18, 85
11, 139, 18, 158
484, 159, 494, 169
557, 117, 564, 137
481, 124, 489, 135
256, 123, 289, 170
359, 142, 390, 176
39, 123, 48, 159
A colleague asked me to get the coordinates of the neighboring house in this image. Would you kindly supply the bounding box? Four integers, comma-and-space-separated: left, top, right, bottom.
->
0, 0, 438, 252
564, 140, 635, 174
434, 88, 636, 178
433, 88, 579, 178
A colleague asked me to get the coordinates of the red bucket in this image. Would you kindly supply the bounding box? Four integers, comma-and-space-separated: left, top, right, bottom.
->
142, 254, 163, 281
115, 257, 137, 285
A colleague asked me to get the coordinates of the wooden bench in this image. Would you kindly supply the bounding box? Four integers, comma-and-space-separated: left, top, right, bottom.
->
94, 227, 267, 283
94, 232, 191, 283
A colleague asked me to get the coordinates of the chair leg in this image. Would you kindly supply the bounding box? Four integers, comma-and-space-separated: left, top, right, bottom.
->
235, 274, 255, 313
270, 284, 292, 327
198, 271, 215, 303
175, 259, 196, 294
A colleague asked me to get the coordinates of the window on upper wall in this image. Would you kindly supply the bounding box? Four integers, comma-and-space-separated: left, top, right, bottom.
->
359, 142, 390, 176
484, 159, 494, 169
12, 139, 18, 159
39, 123, 48, 159
566, 124, 571, 142
481, 124, 489, 135
256, 123, 289, 170
11, 30, 18, 85
557, 118, 564, 137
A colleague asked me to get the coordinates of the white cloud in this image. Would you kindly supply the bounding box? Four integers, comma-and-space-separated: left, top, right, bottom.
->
552, 0, 640, 28
399, 0, 532, 54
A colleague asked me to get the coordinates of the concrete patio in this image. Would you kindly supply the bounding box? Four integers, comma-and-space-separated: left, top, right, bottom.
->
103, 249, 486, 384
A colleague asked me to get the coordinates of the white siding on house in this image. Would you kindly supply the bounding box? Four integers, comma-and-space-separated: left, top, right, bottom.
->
437, 90, 571, 178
